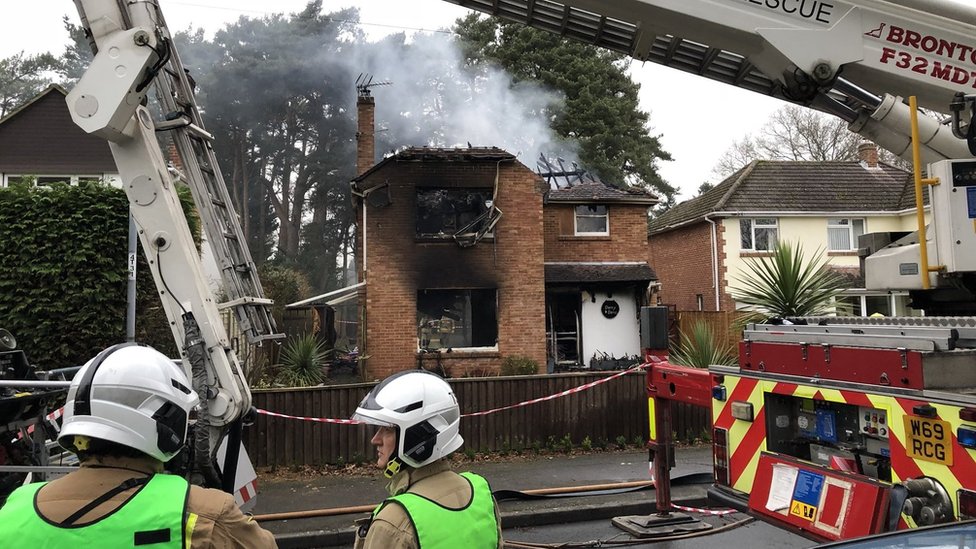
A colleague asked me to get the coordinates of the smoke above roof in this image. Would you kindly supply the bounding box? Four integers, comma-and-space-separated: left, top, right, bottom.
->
344, 30, 580, 167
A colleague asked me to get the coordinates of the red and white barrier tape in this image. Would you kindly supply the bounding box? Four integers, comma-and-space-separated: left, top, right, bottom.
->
255, 362, 650, 424
14, 407, 64, 440
462, 362, 648, 418
254, 409, 364, 424
672, 503, 737, 516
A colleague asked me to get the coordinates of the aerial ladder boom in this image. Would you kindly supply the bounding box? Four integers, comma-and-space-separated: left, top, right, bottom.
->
66, 0, 281, 488
445, 0, 976, 163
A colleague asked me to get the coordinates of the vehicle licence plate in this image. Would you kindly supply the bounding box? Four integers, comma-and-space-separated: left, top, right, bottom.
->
903, 416, 953, 465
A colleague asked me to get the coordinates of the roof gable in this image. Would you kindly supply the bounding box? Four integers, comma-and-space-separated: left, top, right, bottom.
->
0, 84, 116, 174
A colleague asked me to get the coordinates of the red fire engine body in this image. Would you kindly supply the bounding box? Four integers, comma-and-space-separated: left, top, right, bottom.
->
646, 317, 976, 542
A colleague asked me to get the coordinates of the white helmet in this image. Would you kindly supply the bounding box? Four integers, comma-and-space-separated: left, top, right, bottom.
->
352, 370, 463, 472
58, 343, 199, 462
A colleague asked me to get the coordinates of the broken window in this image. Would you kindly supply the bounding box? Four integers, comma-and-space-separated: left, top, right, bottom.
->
574, 205, 608, 235
416, 188, 493, 238
417, 289, 497, 350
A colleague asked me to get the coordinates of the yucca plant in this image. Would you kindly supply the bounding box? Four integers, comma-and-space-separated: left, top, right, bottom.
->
731, 241, 849, 322
670, 320, 736, 368
278, 334, 330, 387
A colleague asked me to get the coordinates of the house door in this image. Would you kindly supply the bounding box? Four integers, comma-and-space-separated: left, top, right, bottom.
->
546, 292, 581, 367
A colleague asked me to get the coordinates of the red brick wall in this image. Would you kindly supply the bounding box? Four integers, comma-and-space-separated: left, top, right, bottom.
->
356, 96, 375, 177
544, 204, 650, 262
648, 222, 725, 312
356, 160, 547, 380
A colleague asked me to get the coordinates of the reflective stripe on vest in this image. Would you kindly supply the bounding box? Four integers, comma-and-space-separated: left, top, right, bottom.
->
0, 473, 189, 548
378, 471, 498, 549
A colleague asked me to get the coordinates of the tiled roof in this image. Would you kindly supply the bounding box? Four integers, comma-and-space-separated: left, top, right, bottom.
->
648, 160, 918, 235
547, 180, 658, 204
352, 146, 516, 183
545, 262, 657, 283
394, 146, 516, 162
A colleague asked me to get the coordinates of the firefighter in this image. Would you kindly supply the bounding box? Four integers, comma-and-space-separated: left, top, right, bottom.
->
0, 343, 277, 548
352, 370, 502, 549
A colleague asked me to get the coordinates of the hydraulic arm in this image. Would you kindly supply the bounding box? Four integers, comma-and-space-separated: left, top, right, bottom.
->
67, 0, 281, 489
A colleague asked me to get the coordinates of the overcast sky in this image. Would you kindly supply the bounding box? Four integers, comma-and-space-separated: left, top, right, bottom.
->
1, 0, 785, 199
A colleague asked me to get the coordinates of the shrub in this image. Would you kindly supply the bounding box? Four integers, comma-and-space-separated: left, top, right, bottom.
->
559, 434, 573, 453
500, 355, 539, 376
546, 435, 558, 451
581, 436, 593, 451
669, 320, 736, 368
0, 182, 200, 368
615, 435, 628, 449
278, 334, 329, 387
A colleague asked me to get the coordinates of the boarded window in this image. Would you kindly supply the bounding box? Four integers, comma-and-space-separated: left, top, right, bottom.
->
416, 188, 493, 237
417, 289, 497, 349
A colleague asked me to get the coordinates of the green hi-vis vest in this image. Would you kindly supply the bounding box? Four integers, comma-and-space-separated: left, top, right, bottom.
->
0, 474, 190, 548
375, 471, 498, 549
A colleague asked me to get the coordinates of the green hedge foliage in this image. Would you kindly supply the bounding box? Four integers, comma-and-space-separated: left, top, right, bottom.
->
0, 182, 201, 370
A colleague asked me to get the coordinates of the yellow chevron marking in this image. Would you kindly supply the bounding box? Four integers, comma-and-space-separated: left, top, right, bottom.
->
734, 443, 763, 492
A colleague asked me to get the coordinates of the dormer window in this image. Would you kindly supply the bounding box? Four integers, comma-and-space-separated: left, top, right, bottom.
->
574, 205, 608, 235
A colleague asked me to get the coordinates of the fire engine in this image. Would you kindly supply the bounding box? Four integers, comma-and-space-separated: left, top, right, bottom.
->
444, 0, 976, 542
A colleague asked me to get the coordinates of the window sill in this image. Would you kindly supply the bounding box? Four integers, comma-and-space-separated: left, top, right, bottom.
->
827, 251, 859, 256
417, 348, 500, 359
559, 235, 612, 241
740, 251, 775, 258
415, 236, 495, 244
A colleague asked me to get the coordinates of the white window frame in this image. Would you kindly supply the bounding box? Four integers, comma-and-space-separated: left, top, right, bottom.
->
2, 174, 103, 187
827, 218, 866, 251
740, 218, 779, 251
574, 204, 609, 236
834, 291, 922, 317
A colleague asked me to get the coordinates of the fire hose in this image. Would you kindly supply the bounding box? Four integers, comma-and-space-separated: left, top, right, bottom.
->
500, 516, 756, 548
253, 480, 657, 522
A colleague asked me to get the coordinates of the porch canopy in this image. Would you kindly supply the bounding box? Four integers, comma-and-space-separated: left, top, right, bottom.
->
544, 262, 657, 284
286, 281, 366, 309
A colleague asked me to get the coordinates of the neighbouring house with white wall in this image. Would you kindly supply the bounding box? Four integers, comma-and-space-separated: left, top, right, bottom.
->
648, 142, 926, 316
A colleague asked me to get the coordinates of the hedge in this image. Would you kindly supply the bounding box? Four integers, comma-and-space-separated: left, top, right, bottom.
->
0, 181, 200, 370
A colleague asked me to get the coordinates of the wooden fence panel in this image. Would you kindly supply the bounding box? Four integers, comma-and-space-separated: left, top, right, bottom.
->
244, 372, 709, 468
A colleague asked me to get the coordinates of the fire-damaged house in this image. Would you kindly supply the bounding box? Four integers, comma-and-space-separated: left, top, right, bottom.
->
347, 91, 659, 380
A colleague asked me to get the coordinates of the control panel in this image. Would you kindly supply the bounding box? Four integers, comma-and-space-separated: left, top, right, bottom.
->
858, 406, 889, 439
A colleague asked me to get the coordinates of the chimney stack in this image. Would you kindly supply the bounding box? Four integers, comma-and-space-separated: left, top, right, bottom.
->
858, 141, 879, 168
356, 94, 375, 176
